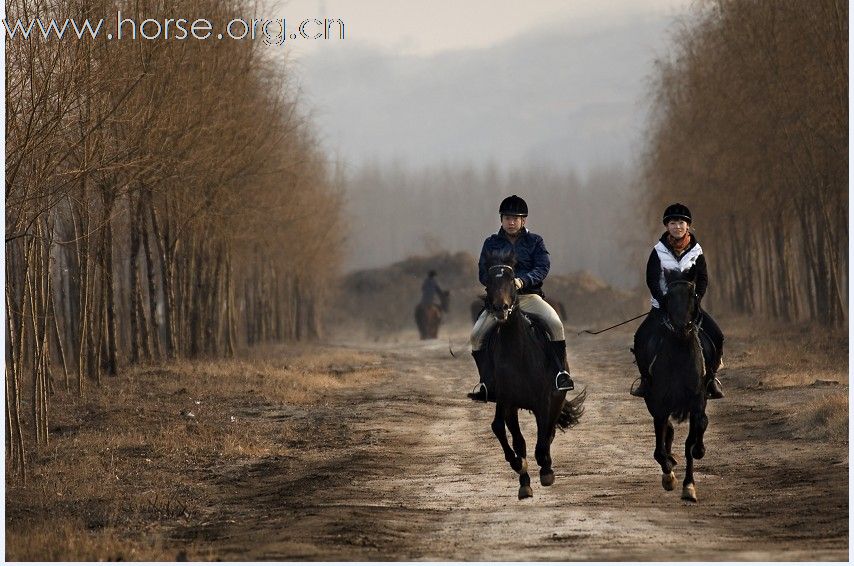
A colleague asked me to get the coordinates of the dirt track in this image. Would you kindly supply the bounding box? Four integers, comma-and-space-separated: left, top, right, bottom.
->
181, 325, 847, 561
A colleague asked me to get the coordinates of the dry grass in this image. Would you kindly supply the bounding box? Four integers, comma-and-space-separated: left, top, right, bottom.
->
723, 317, 847, 387
5, 344, 391, 561
788, 392, 849, 442
6, 520, 167, 561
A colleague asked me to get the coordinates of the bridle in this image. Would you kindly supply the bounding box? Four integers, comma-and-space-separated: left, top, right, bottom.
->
662, 280, 701, 334
487, 264, 519, 319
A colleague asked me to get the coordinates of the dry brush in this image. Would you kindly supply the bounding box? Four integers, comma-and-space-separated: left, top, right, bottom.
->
5, 0, 343, 479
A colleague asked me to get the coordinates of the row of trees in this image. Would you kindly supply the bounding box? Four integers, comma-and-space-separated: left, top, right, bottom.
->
6, 0, 343, 479
643, 0, 847, 324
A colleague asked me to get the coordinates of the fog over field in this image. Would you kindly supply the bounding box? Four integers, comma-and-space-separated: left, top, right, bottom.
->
293, 3, 685, 287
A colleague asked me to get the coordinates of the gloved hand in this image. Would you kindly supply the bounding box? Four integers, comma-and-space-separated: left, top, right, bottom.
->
514, 277, 524, 290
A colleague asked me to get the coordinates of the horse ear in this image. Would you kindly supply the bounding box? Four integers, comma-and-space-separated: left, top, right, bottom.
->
686, 264, 697, 281
507, 251, 517, 268
663, 269, 677, 283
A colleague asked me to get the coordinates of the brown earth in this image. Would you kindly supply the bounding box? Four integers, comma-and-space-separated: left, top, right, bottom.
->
5, 320, 848, 561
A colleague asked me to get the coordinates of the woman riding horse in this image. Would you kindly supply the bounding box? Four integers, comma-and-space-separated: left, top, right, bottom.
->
632, 203, 725, 399
468, 195, 574, 402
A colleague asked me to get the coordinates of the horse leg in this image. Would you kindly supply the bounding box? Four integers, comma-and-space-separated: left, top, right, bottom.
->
492, 404, 531, 499
430, 308, 440, 338
654, 415, 676, 491
504, 409, 528, 474
504, 409, 533, 499
682, 405, 707, 502
534, 412, 556, 487
691, 405, 708, 460
491, 403, 517, 469
665, 420, 678, 467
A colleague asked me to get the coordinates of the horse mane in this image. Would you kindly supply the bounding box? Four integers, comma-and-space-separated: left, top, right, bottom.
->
484, 251, 516, 270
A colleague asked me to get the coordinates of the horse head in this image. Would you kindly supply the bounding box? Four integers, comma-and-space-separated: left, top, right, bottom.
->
662, 267, 701, 339
485, 253, 517, 324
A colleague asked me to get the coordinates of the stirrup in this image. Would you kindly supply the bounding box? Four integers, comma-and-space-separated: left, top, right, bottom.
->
555, 370, 574, 391
467, 382, 489, 402
706, 377, 724, 399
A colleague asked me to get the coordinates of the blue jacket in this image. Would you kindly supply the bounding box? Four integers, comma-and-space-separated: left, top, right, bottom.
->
478, 227, 550, 295
420, 276, 444, 305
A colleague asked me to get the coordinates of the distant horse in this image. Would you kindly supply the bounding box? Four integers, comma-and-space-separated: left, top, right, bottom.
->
415, 290, 450, 339
471, 296, 566, 323
480, 256, 586, 499
641, 268, 709, 502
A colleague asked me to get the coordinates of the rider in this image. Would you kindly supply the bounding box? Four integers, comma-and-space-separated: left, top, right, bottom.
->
468, 195, 574, 402
631, 203, 725, 399
420, 270, 445, 308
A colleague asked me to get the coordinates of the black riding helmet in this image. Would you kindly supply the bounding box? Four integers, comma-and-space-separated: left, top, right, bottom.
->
663, 203, 692, 225
499, 195, 528, 217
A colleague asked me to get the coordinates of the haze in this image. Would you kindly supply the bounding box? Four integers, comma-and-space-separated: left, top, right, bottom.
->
282, 0, 693, 286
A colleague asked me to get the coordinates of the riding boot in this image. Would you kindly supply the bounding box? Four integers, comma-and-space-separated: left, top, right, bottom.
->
630, 375, 651, 398
467, 349, 496, 402
629, 347, 650, 398
704, 343, 724, 399
548, 340, 575, 391
706, 376, 724, 399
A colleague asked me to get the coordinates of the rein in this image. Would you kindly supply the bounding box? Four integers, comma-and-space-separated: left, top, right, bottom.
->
578, 312, 648, 335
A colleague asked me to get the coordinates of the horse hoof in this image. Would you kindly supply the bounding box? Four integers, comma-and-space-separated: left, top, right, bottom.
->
692, 444, 705, 459
540, 470, 555, 486
518, 485, 533, 499
662, 471, 676, 491
682, 483, 697, 502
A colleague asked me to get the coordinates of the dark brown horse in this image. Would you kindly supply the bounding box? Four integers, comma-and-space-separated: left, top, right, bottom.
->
481, 256, 585, 499
641, 268, 709, 502
415, 290, 450, 339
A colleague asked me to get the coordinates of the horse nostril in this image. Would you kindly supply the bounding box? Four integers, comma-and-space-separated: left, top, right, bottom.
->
503, 304, 510, 311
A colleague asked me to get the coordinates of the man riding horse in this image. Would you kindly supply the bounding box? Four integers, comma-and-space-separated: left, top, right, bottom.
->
468, 195, 574, 402
632, 203, 725, 399
420, 270, 445, 309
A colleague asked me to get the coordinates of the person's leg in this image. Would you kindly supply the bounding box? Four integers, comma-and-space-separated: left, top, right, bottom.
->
631, 309, 659, 397
468, 310, 497, 401
700, 310, 724, 399
518, 294, 573, 391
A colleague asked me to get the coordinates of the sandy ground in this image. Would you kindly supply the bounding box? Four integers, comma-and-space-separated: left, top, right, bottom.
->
165, 326, 847, 561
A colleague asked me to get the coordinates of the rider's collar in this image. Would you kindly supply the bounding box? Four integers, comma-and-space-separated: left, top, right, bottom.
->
499, 226, 528, 239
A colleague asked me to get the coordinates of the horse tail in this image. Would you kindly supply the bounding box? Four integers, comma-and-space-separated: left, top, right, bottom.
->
556, 387, 586, 430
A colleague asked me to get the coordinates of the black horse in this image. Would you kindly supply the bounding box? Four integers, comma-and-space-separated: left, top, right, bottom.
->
642, 268, 709, 502
481, 256, 586, 499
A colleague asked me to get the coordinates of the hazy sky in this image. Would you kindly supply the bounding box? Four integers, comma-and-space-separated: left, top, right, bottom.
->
279, 0, 689, 56
272, 0, 692, 173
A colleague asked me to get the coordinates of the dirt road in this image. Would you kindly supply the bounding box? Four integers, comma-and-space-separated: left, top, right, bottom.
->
180, 326, 847, 561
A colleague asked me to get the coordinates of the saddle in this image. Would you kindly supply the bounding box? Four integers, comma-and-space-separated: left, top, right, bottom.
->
638, 322, 717, 378
484, 313, 557, 367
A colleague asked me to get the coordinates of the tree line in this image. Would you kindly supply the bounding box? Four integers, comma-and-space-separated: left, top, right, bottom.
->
343, 161, 645, 290
5, 0, 343, 479
642, 0, 847, 324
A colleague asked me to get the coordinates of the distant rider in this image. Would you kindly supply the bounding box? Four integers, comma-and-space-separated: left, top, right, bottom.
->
631, 203, 725, 399
468, 195, 574, 402
420, 270, 445, 309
